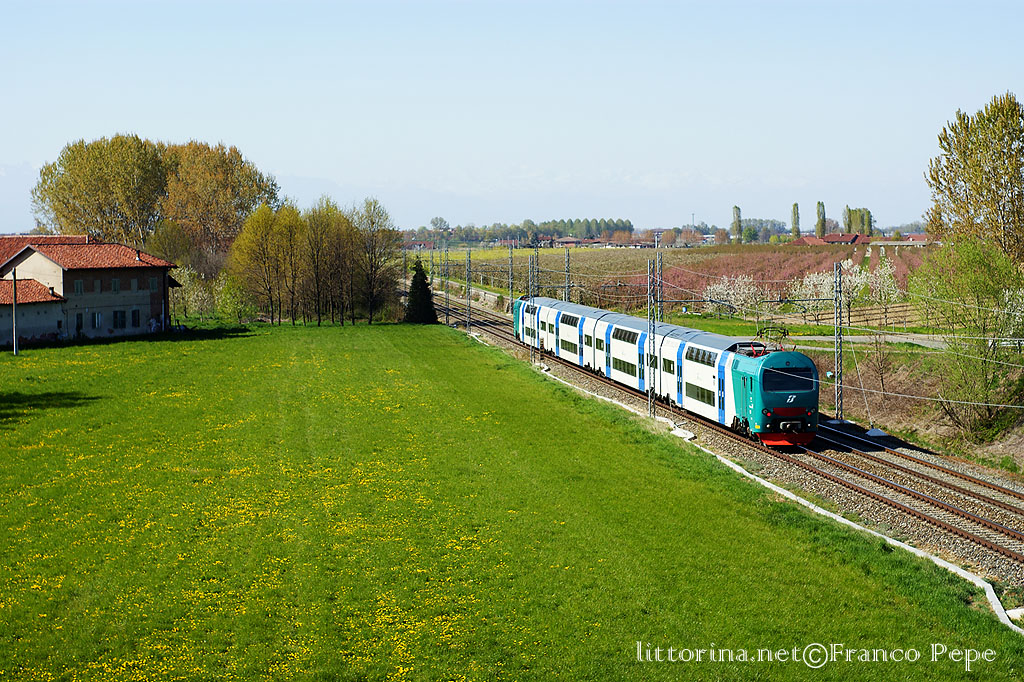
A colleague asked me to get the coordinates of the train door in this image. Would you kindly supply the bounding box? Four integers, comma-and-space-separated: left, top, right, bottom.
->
604, 326, 612, 376
676, 343, 685, 406
554, 311, 561, 358
578, 317, 585, 366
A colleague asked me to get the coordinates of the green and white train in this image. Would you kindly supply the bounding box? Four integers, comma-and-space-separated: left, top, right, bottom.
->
513, 296, 819, 446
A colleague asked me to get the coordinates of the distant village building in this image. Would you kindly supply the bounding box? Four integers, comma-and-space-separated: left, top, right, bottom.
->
0, 235, 177, 346
789, 233, 872, 246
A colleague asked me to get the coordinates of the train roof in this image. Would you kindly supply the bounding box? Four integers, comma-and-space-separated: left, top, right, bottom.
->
523, 296, 747, 353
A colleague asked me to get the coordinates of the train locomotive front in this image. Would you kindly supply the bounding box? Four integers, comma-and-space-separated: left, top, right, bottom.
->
729, 351, 819, 446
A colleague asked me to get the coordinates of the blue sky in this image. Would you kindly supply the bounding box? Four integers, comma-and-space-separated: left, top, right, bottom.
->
0, 0, 1020, 233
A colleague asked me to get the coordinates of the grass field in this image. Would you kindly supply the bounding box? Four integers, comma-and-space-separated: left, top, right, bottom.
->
2, 324, 1023, 680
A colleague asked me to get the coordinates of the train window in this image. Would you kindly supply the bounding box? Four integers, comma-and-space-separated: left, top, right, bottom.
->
585, 335, 593, 347
685, 347, 717, 367
612, 328, 639, 344
540, 321, 547, 332
662, 358, 675, 374
560, 339, 578, 354
595, 338, 605, 351
524, 305, 537, 314
647, 354, 657, 368
612, 357, 637, 376
762, 367, 816, 392
685, 382, 715, 406
561, 314, 579, 327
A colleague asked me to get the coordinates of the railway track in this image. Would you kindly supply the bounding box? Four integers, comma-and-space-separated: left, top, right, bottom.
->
434, 292, 1024, 571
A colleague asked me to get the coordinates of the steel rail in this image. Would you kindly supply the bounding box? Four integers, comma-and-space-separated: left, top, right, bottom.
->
433, 292, 1024, 564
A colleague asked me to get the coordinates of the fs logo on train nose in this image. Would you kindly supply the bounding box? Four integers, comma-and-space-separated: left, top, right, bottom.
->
787, 395, 796, 403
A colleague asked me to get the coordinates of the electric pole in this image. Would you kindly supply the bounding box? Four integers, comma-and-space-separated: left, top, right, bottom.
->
465, 249, 471, 333
834, 261, 844, 420
564, 247, 570, 302
647, 259, 655, 417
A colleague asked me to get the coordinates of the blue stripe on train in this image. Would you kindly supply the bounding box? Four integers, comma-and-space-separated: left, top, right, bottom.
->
716, 351, 730, 424
676, 342, 686, 406
638, 332, 648, 393
578, 316, 585, 366
605, 326, 612, 377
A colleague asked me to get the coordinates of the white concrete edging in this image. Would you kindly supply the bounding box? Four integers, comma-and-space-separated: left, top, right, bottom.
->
534, 364, 1024, 636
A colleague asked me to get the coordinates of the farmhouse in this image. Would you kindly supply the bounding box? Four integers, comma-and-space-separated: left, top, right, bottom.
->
0, 235, 177, 346
789, 233, 872, 246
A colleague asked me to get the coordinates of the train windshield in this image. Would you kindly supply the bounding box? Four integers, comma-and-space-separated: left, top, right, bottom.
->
762, 367, 816, 392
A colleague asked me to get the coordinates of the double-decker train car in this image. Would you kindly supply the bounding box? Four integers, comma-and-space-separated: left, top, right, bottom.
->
513, 296, 819, 446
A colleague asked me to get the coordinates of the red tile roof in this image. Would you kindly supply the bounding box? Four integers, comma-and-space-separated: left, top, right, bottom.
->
0, 279, 66, 305
0, 234, 90, 264
789, 236, 827, 246
22, 243, 175, 270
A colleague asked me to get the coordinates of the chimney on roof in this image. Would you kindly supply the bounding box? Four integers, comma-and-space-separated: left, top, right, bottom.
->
49, 286, 54, 296
85, 234, 89, 244
135, 249, 141, 261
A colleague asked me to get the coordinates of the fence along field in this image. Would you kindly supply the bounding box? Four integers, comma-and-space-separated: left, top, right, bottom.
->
2, 324, 1023, 680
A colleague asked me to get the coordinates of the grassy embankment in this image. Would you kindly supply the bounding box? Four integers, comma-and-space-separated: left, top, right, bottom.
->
2, 324, 1022, 680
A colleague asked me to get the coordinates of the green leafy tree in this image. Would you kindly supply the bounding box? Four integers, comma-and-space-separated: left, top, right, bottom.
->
910, 240, 1024, 431
791, 203, 800, 237
354, 197, 401, 324
842, 205, 852, 232
815, 202, 826, 238
31, 134, 166, 245
229, 204, 283, 322
404, 259, 438, 324
161, 141, 279, 260
926, 91, 1024, 265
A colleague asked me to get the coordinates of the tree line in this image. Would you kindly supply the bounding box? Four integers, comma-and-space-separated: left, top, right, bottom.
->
410, 217, 634, 244
30, 134, 405, 325
179, 197, 401, 325
31, 135, 280, 275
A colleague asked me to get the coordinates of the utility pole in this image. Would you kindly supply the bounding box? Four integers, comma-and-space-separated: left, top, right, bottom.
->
564, 247, 570, 302
508, 243, 513, 313
465, 249, 471, 333
833, 261, 844, 420
11, 266, 18, 356
656, 249, 663, 322
444, 244, 450, 326
528, 253, 536, 364
647, 259, 655, 416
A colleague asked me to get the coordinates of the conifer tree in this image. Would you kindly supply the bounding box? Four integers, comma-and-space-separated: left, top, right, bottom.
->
404, 258, 438, 324
791, 203, 800, 237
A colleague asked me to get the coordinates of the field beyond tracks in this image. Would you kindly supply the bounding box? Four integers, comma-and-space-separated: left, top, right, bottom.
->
1, 325, 1022, 680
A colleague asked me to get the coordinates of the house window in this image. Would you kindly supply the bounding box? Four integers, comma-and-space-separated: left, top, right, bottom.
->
92, 311, 102, 329
94, 279, 101, 293
131, 278, 138, 291
131, 309, 141, 328
76, 313, 83, 331
149, 277, 158, 291
113, 310, 126, 329
112, 278, 121, 293
74, 280, 84, 295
